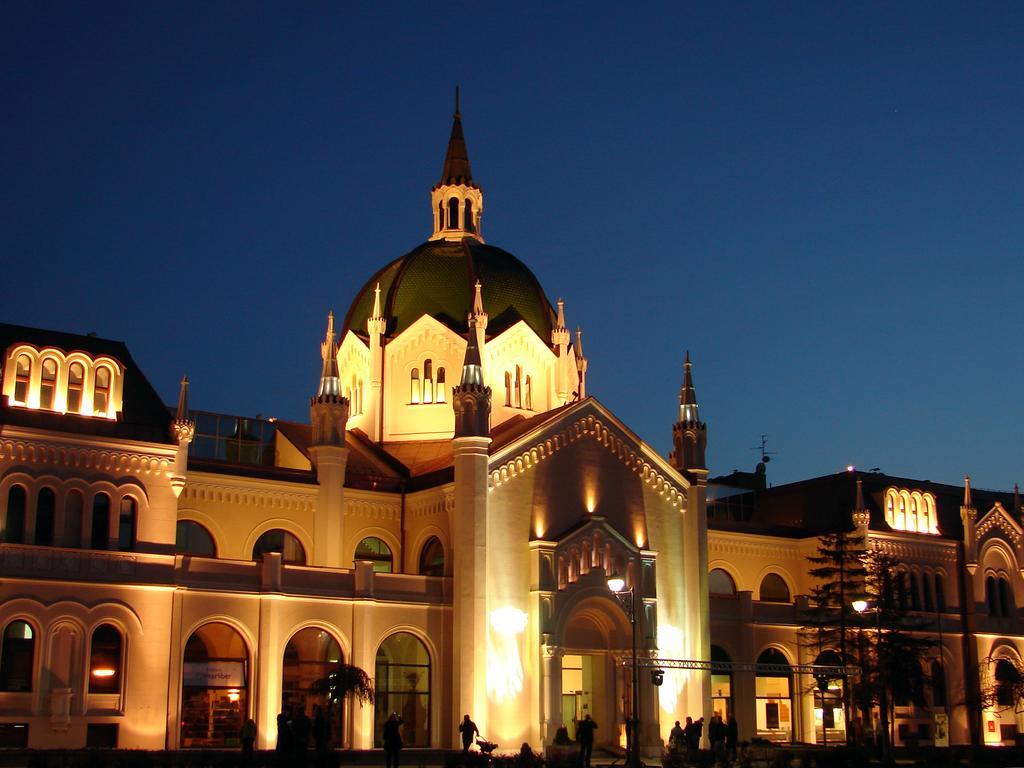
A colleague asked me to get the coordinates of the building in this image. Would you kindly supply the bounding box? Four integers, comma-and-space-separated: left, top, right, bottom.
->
1, 103, 1019, 754
0, 106, 710, 751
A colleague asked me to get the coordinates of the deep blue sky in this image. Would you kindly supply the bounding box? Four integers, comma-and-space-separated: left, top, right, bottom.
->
2, 3, 1021, 490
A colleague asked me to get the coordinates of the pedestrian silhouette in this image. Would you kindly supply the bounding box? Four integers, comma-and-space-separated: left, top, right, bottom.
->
383, 712, 404, 768
459, 714, 480, 753
576, 714, 597, 767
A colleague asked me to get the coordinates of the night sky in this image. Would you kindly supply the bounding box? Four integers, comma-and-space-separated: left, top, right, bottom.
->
2, 3, 1021, 490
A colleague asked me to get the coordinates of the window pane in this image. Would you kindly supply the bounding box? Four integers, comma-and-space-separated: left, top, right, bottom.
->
4, 486, 27, 544
176, 521, 216, 557
118, 498, 136, 551
709, 569, 736, 597
89, 624, 122, 694
91, 494, 110, 550
355, 537, 393, 573
0, 621, 35, 692
35, 488, 56, 546
253, 530, 305, 565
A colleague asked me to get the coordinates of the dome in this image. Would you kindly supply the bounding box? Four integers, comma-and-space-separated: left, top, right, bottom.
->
344, 239, 556, 341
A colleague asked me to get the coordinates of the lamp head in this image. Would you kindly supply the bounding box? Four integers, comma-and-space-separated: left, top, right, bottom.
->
607, 574, 626, 593
852, 599, 869, 614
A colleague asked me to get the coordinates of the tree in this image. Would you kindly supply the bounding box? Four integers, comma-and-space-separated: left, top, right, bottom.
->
802, 529, 867, 745
977, 655, 1024, 714
311, 663, 374, 746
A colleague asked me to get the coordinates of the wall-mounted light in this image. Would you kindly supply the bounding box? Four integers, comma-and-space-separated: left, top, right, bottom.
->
91, 668, 115, 678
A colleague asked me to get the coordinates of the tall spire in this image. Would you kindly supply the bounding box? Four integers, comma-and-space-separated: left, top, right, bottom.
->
170, 375, 195, 498
460, 325, 484, 387
574, 327, 588, 400
963, 475, 973, 508
430, 93, 484, 242
316, 312, 341, 397
440, 86, 473, 185
679, 351, 699, 424
175, 376, 190, 423
452, 326, 491, 438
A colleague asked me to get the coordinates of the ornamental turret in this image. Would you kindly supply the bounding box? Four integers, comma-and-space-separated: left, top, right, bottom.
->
962, 475, 978, 573
670, 352, 707, 478
170, 375, 194, 498
574, 326, 588, 400
430, 88, 484, 242
552, 299, 571, 404
452, 325, 491, 438
852, 476, 870, 537
310, 312, 349, 448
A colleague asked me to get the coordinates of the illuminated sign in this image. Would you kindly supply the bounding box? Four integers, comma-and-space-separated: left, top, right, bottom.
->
183, 661, 246, 688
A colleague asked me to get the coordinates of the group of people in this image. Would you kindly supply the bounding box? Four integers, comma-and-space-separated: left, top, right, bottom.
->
669, 712, 737, 759
275, 705, 333, 755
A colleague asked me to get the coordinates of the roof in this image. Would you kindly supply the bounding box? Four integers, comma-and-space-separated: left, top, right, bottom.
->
343, 239, 556, 341
709, 469, 1018, 540
0, 322, 174, 444
436, 108, 475, 188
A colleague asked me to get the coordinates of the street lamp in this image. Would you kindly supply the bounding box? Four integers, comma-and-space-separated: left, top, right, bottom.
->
853, 599, 890, 765
608, 571, 641, 768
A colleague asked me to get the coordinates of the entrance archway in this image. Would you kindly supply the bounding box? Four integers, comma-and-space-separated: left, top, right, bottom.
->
181, 623, 249, 748
283, 628, 343, 746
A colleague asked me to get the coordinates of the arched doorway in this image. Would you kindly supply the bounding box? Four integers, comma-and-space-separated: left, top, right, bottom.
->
755, 648, 793, 743
282, 628, 343, 746
181, 623, 249, 748
374, 632, 430, 747
558, 595, 633, 747
813, 650, 845, 745
710, 645, 734, 723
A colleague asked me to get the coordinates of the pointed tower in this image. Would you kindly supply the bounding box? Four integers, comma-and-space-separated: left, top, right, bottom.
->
366, 284, 386, 442
961, 474, 978, 573
574, 327, 588, 400
430, 88, 484, 242
852, 476, 870, 539
450, 324, 492, 740
468, 279, 488, 383
670, 352, 707, 479
309, 312, 350, 567
170, 376, 195, 498
551, 299, 571, 404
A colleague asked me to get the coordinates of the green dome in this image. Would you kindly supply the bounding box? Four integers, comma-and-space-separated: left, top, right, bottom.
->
344, 239, 556, 341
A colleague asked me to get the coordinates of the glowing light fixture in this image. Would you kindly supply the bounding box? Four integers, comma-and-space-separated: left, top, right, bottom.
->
91, 668, 116, 678
851, 599, 868, 614
227, 689, 241, 702
607, 574, 626, 593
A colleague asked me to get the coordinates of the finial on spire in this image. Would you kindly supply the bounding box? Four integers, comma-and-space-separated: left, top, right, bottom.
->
371, 283, 382, 319
317, 312, 341, 397
455, 85, 460, 115
472, 279, 484, 316
175, 376, 190, 422
556, 299, 566, 331
679, 352, 699, 424
963, 475, 973, 508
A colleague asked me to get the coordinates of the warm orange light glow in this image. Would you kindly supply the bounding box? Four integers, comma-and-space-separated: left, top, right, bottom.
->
227, 689, 241, 702
92, 668, 116, 678
486, 606, 527, 703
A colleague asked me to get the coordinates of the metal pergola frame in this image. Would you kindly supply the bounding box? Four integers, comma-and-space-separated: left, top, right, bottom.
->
618, 657, 861, 677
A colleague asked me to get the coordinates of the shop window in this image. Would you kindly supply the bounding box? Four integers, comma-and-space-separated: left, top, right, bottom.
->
93, 366, 111, 415
35, 488, 56, 546
89, 624, 122, 694
39, 358, 57, 410
4, 485, 27, 544
418, 537, 445, 577
374, 632, 430, 747
91, 493, 110, 550
67, 362, 85, 413
711, 645, 733, 724
282, 628, 343, 747
709, 568, 736, 597
759, 573, 790, 603
0, 621, 34, 692
118, 497, 136, 551
355, 537, 393, 573
252, 529, 305, 565
176, 520, 217, 557
755, 648, 792, 742
64, 490, 84, 548
181, 623, 249, 748
12, 356, 30, 404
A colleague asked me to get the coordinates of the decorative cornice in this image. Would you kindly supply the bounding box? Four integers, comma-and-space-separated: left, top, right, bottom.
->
181, 477, 315, 513
975, 504, 1023, 546
0, 435, 173, 476
489, 412, 685, 511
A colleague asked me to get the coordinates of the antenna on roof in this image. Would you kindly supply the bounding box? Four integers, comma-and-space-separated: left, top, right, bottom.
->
751, 434, 777, 464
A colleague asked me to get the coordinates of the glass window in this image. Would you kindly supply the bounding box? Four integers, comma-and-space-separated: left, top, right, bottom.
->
418, 537, 445, 577
755, 648, 792, 742
711, 645, 733, 724
525, 375, 532, 410
89, 624, 122, 694
0, 621, 34, 692
464, 198, 475, 233
118, 497, 136, 551
64, 490, 84, 548
91, 493, 110, 550
812, 651, 846, 745
93, 366, 111, 415
39, 358, 57, 410
355, 537, 393, 573
709, 568, 736, 597
1000, 578, 1013, 617
996, 660, 1018, 707
410, 369, 420, 404
514, 365, 522, 408
375, 633, 430, 747
176, 521, 216, 557
436, 368, 445, 404
35, 488, 56, 546
504, 372, 512, 407
447, 198, 459, 229
252, 529, 305, 565
986, 577, 998, 616
437, 201, 445, 232
67, 363, 85, 413
4, 485, 27, 544
181, 623, 249, 748
909, 572, 921, 610
759, 573, 790, 603
923, 573, 934, 612
13, 356, 31, 404
282, 628, 343, 746
423, 360, 433, 404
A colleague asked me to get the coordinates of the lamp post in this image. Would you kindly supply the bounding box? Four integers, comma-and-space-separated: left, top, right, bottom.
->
608, 572, 641, 768
852, 599, 889, 765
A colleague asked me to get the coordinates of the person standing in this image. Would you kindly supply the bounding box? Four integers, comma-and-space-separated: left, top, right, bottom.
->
240, 717, 257, 757
383, 712, 404, 768
576, 714, 597, 768
313, 705, 330, 753
459, 714, 480, 753
276, 710, 293, 754
726, 714, 739, 760
668, 720, 685, 754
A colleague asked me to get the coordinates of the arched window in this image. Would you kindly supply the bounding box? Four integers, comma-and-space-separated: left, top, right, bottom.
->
759, 573, 791, 603
709, 568, 737, 597
711, 645, 733, 723
410, 368, 420, 404
909, 572, 921, 610
504, 371, 512, 406
524, 375, 532, 410
252, 529, 306, 565
931, 660, 947, 708
886, 494, 895, 526
181, 623, 249, 748
435, 368, 446, 404
39, 358, 57, 410
898, 571, 910, 610
464, 198, 475, 233
355, 537, 393, 573
0, 621, 34, 692
282, 627, 342, 744
91, 493, 110, 550
448, 197, 459, 230
812, 650, 846, 744
13, 355, 31, 404
923, 573, 934, 612
67, 362, 85, 413
1000, 578, 1014, 618
423, 359, 433, 404
118, 497, 136, 551
89, 624, 123, 694
418, 536, 445, 577
437, 201, 445, 232
35, 488, 56, 546
995, 659, 1019, 707
93, 366, 111, 415
4, 485, 27, 544
176, 520, 217, 557
755, 648, 792, 742
64, 490, 84, 548
935, 574, 946, 613
375, 633, 430, 746
514, 365, 522, 408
